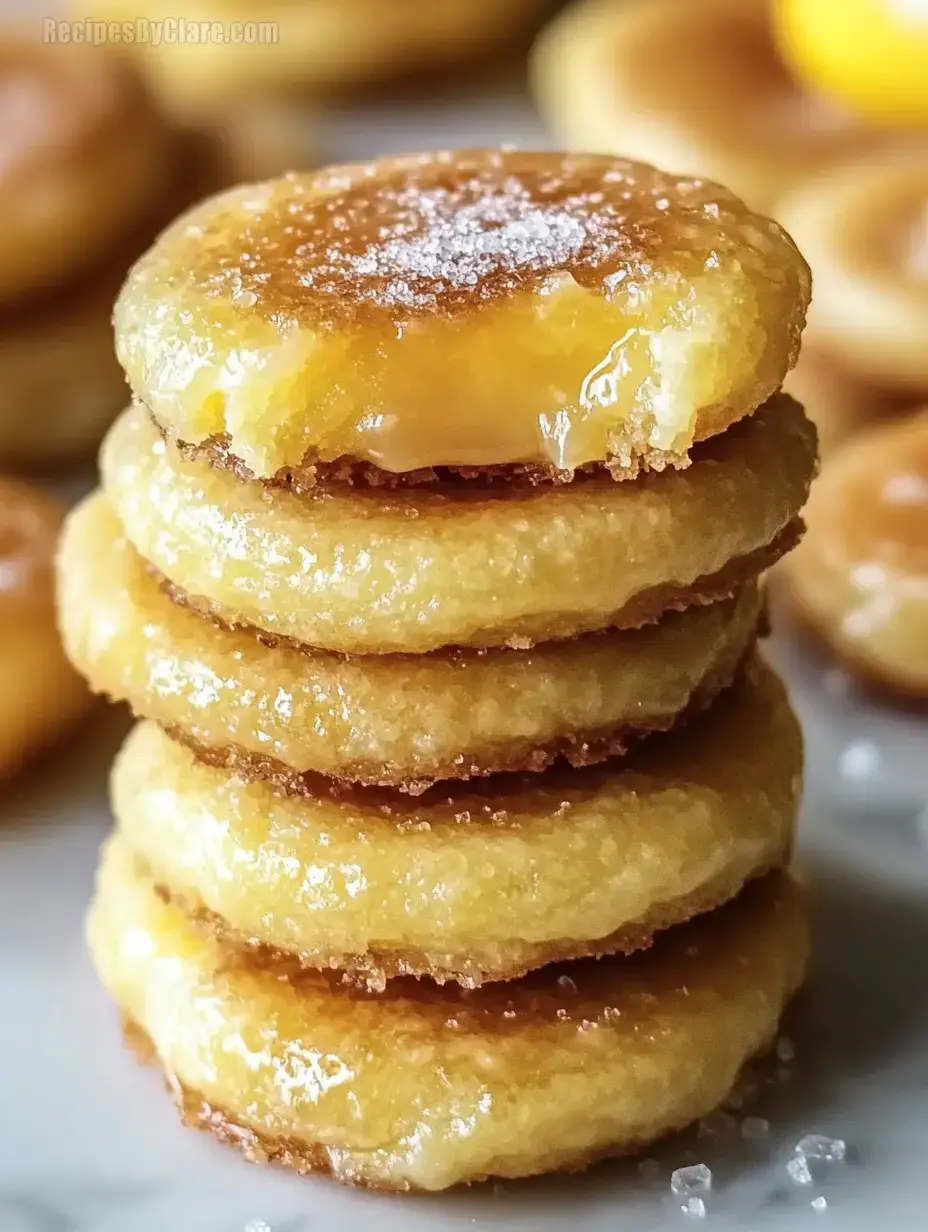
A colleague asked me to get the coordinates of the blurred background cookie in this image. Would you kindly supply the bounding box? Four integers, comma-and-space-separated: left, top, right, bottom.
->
79, 0, 552, 177
0, 479, 90, 779
0, 34, 231, 469
783, 350, 912, 458
531, 0, 880, 215
82, 0, 548, 103
783, 411, 928, 698
777, 145, 928, 402
0, 35, 171, 305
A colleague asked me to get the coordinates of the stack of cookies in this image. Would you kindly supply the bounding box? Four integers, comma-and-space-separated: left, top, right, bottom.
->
59, 150, 818, 1192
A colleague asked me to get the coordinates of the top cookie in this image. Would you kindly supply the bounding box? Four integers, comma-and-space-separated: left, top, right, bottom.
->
115, 148, 811, 478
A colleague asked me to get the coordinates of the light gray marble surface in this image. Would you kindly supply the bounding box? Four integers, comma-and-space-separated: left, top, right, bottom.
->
1, 31, 927, 1229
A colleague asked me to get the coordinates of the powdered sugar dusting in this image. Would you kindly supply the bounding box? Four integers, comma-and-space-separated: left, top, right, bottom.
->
300, 172, 629, 310
333, 178, 589, 307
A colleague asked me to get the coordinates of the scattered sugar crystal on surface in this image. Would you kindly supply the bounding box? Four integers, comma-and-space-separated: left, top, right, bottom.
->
557, 974, 578, 993
741, 1116, 770, 1141
839, 739, 881, 782
812, 1196, 828, 1212
670, 1164, 712, 1197
638, 1157, 661, 1179
244, 1221, 272, 1232
796, 1134, 847, 1162
776, 1036, 796, 1063
337, 180, 596, 306
681, 1197, 707, 1220
787, 1156, 813, 1186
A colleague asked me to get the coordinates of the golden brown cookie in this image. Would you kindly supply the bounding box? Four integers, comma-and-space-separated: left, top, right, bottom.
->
777, 145, 928, 394
60, 491, 766, 787
100, 395, 815, 653
88, 837, 808, 1190
114, 150, 810, 480
110, 657, 800, 987
79, 0, 544, 104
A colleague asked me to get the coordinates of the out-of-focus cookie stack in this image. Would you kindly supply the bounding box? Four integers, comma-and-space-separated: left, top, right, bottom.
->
0, 34, 234, 470
59, 150, 818, 1191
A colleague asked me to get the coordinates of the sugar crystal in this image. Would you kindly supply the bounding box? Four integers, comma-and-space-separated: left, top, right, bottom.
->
670, 1163, 712, 1197
787, 1156, 812, 1185
796, 1133, 847, 1163
812, 1196, 828, 1212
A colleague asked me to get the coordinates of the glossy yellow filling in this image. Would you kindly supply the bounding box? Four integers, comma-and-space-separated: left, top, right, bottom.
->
101, 396, 816, 653
114, 153, 809, 477
60, 492, 762, 784
112, 658, 800, 984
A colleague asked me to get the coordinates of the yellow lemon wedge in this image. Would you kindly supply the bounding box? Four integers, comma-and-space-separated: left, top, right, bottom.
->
773, 0, 928, 125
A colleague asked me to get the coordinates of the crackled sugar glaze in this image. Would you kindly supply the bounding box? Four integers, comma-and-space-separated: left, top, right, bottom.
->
116, 149, 810, 476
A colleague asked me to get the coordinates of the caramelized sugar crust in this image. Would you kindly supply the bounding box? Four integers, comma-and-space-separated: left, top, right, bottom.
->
111, 658, 800, 987
0, 480, 89, 776
0, 35, 172, 303
89, 842, 808, 1190
778, 146, 928, 390
60, 491, 763, 785
100, 395, 816, 654
785, 410, 928, 696
115, 149, 810, 477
